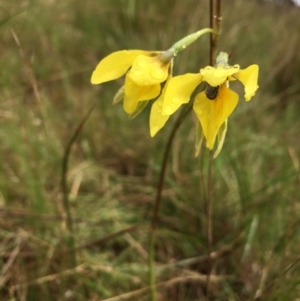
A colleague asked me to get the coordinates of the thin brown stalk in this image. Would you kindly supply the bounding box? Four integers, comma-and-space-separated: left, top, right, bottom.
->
150, 106, 192, 233
254, 256, 300, 300
11, 264, 86, 290
206, 0, 215, 298
149, 103, 193, 301
205, 151, 214, 300
206, 1, 222, 299
156, 233, 243, 274
151, 107, 191, 231
103, 274, 228, 301
209, 0, 215, 66
61, 103, 95, 268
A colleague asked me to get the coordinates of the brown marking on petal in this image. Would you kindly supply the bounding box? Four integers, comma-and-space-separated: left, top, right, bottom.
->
205, 83, 220, 100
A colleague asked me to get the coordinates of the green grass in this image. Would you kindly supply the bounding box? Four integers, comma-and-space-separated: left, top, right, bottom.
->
0, 0, 300, 300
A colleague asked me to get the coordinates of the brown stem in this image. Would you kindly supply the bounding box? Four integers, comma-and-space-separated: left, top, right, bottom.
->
254, 256, 300, 300
205, 150, 214, 299
207, 152, 214, 246
206, 0, 222, 299
209, 0, 215, 66
149, 103, 193, 301
61, 103, 95, 268
150, 105, 192, 233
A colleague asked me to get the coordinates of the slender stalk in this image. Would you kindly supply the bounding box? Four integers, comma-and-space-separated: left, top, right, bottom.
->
254, 256, 300, 300
149, 104, 193, 301
206, 0, 215, 298
61, 104, 95, 268
209, 0, 215, 66
149, 232, 156, 301
206, 1, 222, 299
205, 151, 214, 301
149, 106, 191, 231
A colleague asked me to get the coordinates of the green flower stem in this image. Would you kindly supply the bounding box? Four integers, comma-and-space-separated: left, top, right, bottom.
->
149, 103, 193, 301
170, 28, 216, 56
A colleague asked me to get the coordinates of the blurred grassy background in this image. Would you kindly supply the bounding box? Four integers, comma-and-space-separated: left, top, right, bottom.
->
0, 0, 300, 300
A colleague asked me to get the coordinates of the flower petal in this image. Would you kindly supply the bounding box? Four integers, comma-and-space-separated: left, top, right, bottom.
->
149, 97, 169, 137
235, 64, 259, 101
213, 119, 228, 159
123, 74, 161, 114
91, 50, 148, 84
129, 54, 169, 86
193, 84, 239, 150
200, 65, 240, 87
162, 73, 203, 115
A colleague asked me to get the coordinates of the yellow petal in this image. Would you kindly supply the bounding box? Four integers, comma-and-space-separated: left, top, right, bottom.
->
163, 73, 203, 115
91, 50, 148, 84
149, 96, 169, 137
235, 65, 259, 101
213, 119, 228, 159
193, 84, 239, 150
123, 74, 161, 114
200, 65, 240, 87
129, 54, 169, 86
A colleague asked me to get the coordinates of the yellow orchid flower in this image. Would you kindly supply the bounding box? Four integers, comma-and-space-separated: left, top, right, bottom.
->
163, 52, 259, 154
91, 50, 172, 115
